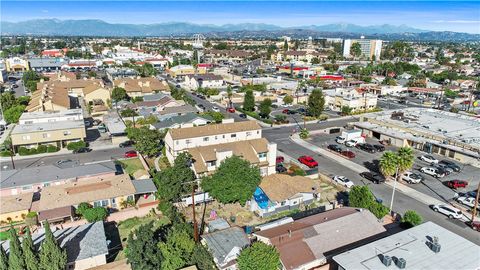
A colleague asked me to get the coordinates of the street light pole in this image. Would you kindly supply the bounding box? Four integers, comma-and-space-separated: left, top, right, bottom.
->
389, 165, 399, 215
470, 182, 480, 226
191, 185, 199, 242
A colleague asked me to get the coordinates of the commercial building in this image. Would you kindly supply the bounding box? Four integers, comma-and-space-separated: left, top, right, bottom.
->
10, 109, 86, 151
167, 65, 196, 78
5, 57, 29, 72
333, 222, 480, 270
343, 37, 382, 60
324, 88, 378, 112
355, 108, 480, 167
253, 208, 386, 270
28, 57, 66, 72
164, 120, 277, 176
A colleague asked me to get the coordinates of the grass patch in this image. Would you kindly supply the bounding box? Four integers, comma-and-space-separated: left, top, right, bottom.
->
116, 158, 144, 176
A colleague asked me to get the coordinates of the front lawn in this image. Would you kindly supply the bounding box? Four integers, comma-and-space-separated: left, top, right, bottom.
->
116, 158, 145, 176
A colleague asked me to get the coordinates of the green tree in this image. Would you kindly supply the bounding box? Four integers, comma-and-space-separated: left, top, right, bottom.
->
111, 86, 128, 102
307, 89, 325, 118
39, 222, 67, 270
401, 210, 423, 228
0, 245, 8, 270
4, 105, 26, 124
379, 151, 398, 179
348, 186, 389, 219
283, 40, 288, 51
120, 108, 138, 117
87, 71, 97, 78
154, 153, 195, 203
22, 71, 40, 85
8, 228, 25, 270
226, 85, 233, 106
299, 128, 309, 139
75, 202, 92, 216
159, 225, 195, 270
190, 244, 216, 270
0, 92, 17, 110
202, 156, 261, 206
22, 228, 39, 270
283, 95, 293, 105
237, 242, 280, 270
82, 207, 108, 222
444, 89, 458, 99
126, 222, 163, 270
341, 105, 352, 116
259, 98, 272, 118
350, 42, 362, 60
126, 126, 163, 157
205, 111, 224, 123
243, 90, 255, 111
397, 147, 414, 175
380, 147, 414, 180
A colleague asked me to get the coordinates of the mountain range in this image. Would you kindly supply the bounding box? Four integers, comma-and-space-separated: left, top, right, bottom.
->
1, 19, 479, 41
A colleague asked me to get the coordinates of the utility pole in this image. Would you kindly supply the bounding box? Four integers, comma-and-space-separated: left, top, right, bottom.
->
191, 185, 199, 242
389, 165, 400, 216
470, 182, 480, 227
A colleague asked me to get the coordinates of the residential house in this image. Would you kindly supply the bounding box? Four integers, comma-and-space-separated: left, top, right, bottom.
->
253, 207, 387, 270
164, 120, 276, 176
10, 109, 87, 151
167, 65, 196, 78
103, 111, 128, 145
1, 222, 109, 270
149, 112, 212, 131
250, 174, 319, 217
145, 57, 169, 69
156, 104, 198, 120
185, 74, 224, 90
205, 50, 252, 64
333, 222, 480, 270
0, 193, 33, 224
202, 227, 250, 270
0, 160, 117, 196
113, 77, 169, 97
5, 57, 29, 72
135, 94, 185, 112
41, 48, 68, 57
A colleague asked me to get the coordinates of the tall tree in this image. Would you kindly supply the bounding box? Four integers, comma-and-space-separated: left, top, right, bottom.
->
226, 85, 233, 107
39, 222, 67, 270
258, 98, 272, 118
190, 244, 216, 270
283, 40, 288, 51
126, 126, 163, 157
243, 90, 255, 111
307, 89, 325, 118
350, 42, 362, 60
111, 86, 128, 102
397, 147, 415, 175
154, 153, 195, 203
283, 95, 293, 105
0, 245, 8, 270
379, 151, 398, 179
159, 225, 195, 270
237, 242, 280, 270
126, 222, 163, 270
201, 156, 261, 206
22, 228, 39, 270
8, 228, 25, 270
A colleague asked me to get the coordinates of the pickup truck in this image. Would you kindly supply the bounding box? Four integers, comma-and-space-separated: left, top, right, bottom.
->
456, 196, 480, 210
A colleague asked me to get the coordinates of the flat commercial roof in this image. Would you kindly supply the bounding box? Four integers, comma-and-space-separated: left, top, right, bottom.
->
333, 222, 480, 270
11, 120, 85, 134
103, 112, 127, 135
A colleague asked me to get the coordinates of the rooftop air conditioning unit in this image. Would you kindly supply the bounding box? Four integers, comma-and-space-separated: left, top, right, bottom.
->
382, 255, 392, 267
396, 258, 406, 269
430, 242, 441, 253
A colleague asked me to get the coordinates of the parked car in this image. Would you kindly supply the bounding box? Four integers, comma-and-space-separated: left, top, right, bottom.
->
124, 150, 138, 158
296, 108, 307, 115
447, 180, 468, 189
456, 196, 479, 210
56, 159, 73, 166
402, 171, 423, 184
341, 150, 356, 158
333, 175, 354, 188
198, 104, 206, 110
327, 144, 343, 153
420, 154, 439, 164
212, 107, 220, 112
119, 140, 134, 148
73, 147, 92, 154
197, 95, 206, 100
226, 107, 236, 113
420, 167, 445, 178
239, 113, 247, 119
282, 109, 290, 114
298, 155, 318, 168
439, 160, 461, 172
276, 156, 285, 164
432, 204, 463, 219
276, 164, 287, 173
373, 145, 385, 152
357, 143, 375, 153
360, 171, 385, 184
467, 221, 480, 232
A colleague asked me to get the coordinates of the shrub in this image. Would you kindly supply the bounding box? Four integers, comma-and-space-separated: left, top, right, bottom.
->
18, 147, 29, 156
82, 207, 108, 222
401, 210, 422, 228
66, 141, 86, 151
25, 211, 38, 227
0, 150, 12, 157
37, 145, 47, 153
288, 164, 306, 176
76, 202, 92, 216
47, 145, 59, 152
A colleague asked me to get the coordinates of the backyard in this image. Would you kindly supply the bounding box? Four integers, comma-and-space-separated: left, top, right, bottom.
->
115, 158, 149, 178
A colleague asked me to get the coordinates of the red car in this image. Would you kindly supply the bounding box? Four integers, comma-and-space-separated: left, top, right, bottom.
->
227, 107, 236, 113
341, 150, 356, 158
298, 155, 318, 168
276, 156, 285, 164
447, 180, 468, 189
124, 150, 138, 158
282, 109, 290, 114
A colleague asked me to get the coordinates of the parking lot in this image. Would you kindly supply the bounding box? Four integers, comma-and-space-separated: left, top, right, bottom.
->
306, 132, 479, 205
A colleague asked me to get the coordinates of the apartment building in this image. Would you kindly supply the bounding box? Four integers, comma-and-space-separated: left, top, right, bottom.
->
164, 120, 277, 176
343, 37, 382, 60
185, 74, 224, 90
113, 77, 169, 97
10, 109, 86, 151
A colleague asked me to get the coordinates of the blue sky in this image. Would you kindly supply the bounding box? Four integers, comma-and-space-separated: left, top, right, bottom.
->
2, 1, 479, 33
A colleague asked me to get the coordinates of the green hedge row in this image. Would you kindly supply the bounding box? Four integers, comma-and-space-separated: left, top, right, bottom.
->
18, 145, 59, 156
66, 141, 87, 151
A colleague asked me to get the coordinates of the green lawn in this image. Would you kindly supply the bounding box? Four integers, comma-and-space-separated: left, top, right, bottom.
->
116, 158, 145, 176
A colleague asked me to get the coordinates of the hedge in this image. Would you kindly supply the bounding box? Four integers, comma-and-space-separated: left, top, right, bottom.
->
67, 141, 87, 151
18, 145, 59, 156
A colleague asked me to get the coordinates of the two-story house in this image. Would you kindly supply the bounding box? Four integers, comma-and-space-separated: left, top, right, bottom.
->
164, 120, 277, 177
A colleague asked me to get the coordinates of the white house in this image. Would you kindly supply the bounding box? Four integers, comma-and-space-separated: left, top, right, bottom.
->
185, 74, 224, 90
324, 88, 378, 112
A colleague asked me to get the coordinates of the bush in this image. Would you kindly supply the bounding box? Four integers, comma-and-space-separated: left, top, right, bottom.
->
82, 207, 108, 222
401, 210, 422, 228
47, 145, 59, 153
288, 164, 306, 176
0, 150, 12, 157
66, 141, 87, 151
25, 211, 38, 227
37, 144, 47, 153
76, 202, 92, 216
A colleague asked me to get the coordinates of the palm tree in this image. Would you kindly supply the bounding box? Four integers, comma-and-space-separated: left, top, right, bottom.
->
226, 85, 233, 108
397, 147, 415, 176
379, 151, 398, 179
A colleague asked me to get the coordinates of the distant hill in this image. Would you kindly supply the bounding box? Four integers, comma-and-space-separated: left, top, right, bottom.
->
1, 19, 479, 41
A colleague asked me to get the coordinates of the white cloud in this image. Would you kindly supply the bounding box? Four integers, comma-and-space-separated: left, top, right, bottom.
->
433, 20, 480, 24
41, 9, 48, 13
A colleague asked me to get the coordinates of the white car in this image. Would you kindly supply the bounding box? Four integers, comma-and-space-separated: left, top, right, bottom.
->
333, 175, 354, 188
420, 167, 445, 178
211, 107, 220, 112
456, 197, 480, 210
420, 155, 439, 164
432, 204, 463, 219
402, 171, 423, 184
345, 140, 357, 147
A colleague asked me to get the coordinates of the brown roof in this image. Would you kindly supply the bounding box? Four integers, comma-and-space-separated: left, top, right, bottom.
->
37, 174, 136, 211
259, 174, 317, 202
113, 77, 168, 93
0, 193, 33, 214
254, 208, 386, 270
188, 138, 269, 173
37, 206, 74, 222
285, 51, 307, 56
168, 120, 260, 140
89, 259, 131, 270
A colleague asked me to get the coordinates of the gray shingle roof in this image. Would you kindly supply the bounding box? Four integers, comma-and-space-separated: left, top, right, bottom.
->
151, 113, 212, 130
0, 161, 117, 189
202, 227, 249, 265
132, 179, 157, 194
